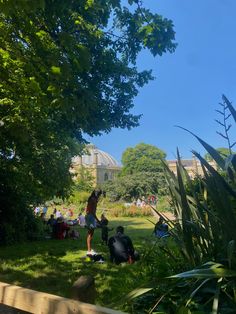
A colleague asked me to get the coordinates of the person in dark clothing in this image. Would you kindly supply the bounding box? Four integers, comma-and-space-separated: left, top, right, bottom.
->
108, 226, 139, 264
100, 214, 113, 245
54, 217, 70, 240
47, 214, 56, 228
47, 214, 57, 238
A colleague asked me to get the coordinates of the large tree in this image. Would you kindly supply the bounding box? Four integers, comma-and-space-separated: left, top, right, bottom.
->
121, 142, 166, 175
104, 171, 167, 201
0, 0, 176, 241
104, 143, 168, 201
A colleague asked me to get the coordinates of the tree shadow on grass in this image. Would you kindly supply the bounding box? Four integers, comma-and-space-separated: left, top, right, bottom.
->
0, 220, 155, 308
0, 244, 148, 305
0, 252, 84, 296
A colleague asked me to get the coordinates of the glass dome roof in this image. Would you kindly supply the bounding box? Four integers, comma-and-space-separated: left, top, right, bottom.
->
73, 144, 119, 167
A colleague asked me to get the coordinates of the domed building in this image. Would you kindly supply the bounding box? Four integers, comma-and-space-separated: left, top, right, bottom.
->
72, 144, 216, 188
72, 144, 121, 186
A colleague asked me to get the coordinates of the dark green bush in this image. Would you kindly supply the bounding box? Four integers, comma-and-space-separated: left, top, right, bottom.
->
0, 205, 45, 244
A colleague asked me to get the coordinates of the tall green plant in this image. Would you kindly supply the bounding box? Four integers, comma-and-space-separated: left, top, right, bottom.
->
160, 95, 236, 313
215, 99, 235, 154
127, 95, 236, 313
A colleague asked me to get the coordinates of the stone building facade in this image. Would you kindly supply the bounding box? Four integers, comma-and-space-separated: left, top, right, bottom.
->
72, 144, 121, 187
167, 157, 217, 178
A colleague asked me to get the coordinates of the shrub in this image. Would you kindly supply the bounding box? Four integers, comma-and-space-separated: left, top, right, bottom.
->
51, 196, 64, 205
107, 203, 153, 217
0, 206, 45, 244
68, 190, 89, 206
157, 196, 173, 212
103, 171, 168, 202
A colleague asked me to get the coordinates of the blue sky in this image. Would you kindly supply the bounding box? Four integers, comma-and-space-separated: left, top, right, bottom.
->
86, 0, 236, 164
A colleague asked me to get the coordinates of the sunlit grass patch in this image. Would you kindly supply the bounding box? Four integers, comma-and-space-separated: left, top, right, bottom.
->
0, 217, 155, 305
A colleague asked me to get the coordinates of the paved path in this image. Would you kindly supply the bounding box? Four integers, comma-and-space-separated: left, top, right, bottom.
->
150, 207, 175, 221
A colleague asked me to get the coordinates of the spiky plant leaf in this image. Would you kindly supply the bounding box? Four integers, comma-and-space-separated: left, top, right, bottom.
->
227, 240, 235, 269
175, 126, 225, 169
223, 94, 236, 123
125, 287, 153, 300
169, 267, 236, 279
193, 151, 236, 198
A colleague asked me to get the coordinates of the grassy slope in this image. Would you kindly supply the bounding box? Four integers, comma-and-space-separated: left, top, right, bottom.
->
0, 217, 155, 307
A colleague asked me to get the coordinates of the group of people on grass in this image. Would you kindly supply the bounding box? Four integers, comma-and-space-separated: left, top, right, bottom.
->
37, 189, 169, 265
46, 214, 79, 240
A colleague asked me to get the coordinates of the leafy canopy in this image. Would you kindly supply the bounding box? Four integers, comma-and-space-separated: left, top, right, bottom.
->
121, 142, 166, 175
104, 143, 168, 201
104, 171, 167, 201
0, 0, 176, 241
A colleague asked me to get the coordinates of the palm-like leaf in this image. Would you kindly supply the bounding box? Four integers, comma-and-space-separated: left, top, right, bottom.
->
223, 94, 236, 123
169, 263, 236, 279
175, 126, 225, 170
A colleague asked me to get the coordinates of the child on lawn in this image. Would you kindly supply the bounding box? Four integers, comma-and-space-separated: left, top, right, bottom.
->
100, 213, 113, 245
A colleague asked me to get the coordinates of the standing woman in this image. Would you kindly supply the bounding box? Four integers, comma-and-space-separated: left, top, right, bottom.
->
85, 189, 102, 255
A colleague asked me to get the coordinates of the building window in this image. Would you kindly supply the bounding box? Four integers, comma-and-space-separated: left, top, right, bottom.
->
104, 173, 109, 181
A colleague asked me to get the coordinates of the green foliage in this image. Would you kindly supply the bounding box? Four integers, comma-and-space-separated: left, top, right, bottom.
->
104, 143, 168, 201
215, 97, 236, 153
163, 148, 236, 268
0, 217, 156, 307
157, 196, 173, 212
68, 190, 90, 207
104, 171, 168, 201
169, 261, 236, 279
120, 238, 185, 313
0, 205, 45, 244
121, 143, 166, 175
107, 203, 153, 217
127, 96, 236, 313
50, 197, 64, 205
166, 98, 236, 267
74, 166, 94, 192
160, 95, 236, 312
0, 1, 176, 242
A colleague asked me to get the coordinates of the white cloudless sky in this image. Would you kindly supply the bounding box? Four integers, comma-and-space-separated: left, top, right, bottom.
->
86, 0, 236, 164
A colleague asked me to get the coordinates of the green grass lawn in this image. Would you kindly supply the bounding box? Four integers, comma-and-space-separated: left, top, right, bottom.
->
0, 217, 156, 308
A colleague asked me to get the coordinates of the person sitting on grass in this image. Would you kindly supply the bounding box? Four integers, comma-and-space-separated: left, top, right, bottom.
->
85, 189, 103, 255
108, 226, 139, 265
78, 211, 86, 227
55, 217, 70, 240
154, 217, 169, 238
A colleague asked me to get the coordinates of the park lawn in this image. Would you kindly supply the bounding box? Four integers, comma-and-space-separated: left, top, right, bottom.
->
0, 217, 156, 308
